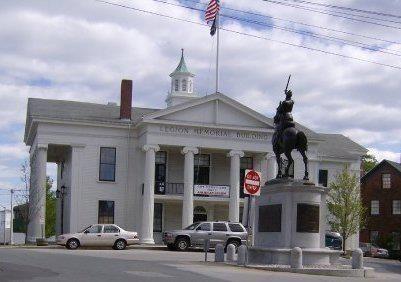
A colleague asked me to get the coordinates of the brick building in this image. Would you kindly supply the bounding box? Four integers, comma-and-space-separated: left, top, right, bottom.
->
360, 160, 401, 250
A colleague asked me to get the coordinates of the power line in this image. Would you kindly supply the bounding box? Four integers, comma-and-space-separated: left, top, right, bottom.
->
145, 0, 401, 57
262, 0, 401, 30
179, 0, 401, 46
281, 0, 401, 19
93, 0, 401, 70
267, 0, 401, 25
263, 0, 401, 25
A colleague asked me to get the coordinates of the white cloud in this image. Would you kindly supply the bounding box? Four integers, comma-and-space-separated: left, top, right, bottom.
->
367, 148, 400, 163
0, 144, 28, 160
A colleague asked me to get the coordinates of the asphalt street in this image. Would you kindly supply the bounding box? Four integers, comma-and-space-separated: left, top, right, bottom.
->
0, 247, 400, 282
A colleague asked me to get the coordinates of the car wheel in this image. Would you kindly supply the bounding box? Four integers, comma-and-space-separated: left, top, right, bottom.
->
66, 239, 80, 250
114, 239, 127, 250
175, 238, 189, 251
226, 239, 240, 251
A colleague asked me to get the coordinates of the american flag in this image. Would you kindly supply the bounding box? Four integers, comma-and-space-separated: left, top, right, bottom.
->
205, 0, 220, 24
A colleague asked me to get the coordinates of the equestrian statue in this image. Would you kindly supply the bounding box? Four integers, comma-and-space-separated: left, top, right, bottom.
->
272, 75, 309, 180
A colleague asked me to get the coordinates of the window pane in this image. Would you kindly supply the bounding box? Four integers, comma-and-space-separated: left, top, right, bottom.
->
100, 148, 116, 164
371, 200, 379, 215
213, 223, 227, 231
103, 225, 119, 233
154, 203, 163, 232
370, 231, 379, 243
86, 225, 102, 233
174, 80, 179, 91
240, 157, 253, 169
194, 154, 210, 166
197, 223, 211, 231
393, 200, 401, 215
318, 170, 328, 187
229, 223, 245, 232
99, 148, 116, 181
194, 167, 209, 185
98, 201, 114, 224
392, 232, 400, 250
182, 79, 187, 91
382, 174, 391, 188
155, 151, 166, 164
99, 164, 115, 181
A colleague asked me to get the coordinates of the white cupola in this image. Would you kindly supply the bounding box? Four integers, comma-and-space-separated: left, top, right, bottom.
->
166, 49, 198, 107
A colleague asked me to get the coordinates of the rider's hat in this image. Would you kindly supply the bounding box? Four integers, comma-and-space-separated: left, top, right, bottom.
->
285, 90, 292, 98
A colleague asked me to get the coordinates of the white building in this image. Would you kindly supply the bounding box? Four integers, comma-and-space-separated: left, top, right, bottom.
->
24, 51, 367, 247
0, 209, 11, 244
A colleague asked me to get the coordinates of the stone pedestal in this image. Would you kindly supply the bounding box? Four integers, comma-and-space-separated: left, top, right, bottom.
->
248, 179, 341, 266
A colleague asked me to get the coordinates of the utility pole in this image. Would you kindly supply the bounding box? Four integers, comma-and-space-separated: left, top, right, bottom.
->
1, 204, 6, 245
10, 189, 14, 245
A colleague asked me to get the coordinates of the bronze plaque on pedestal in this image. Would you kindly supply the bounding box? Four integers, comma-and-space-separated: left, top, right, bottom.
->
258, 204, 282, 232
296, 203, 319, 233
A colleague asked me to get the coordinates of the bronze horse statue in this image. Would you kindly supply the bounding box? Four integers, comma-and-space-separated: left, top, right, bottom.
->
272, 93, 309, 181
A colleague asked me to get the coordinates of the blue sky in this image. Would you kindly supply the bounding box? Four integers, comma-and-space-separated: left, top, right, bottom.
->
0, 0, 400, 208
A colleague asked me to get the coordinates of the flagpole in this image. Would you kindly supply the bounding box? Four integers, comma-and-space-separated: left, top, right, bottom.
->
215, 10, 220, 93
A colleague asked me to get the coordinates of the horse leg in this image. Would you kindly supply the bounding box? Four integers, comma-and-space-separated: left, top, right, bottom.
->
275, 152, 282, 178
284, 151, 293, 178
300, 149, 309, 180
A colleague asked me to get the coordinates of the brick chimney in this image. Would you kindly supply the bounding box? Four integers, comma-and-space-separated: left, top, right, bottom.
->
120, 79, 132, 120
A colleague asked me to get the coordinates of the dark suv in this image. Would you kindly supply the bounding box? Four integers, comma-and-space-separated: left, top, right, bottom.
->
162, 221, 248, 251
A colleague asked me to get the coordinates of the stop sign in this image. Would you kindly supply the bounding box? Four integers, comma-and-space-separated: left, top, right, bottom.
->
243, 169, 261, 196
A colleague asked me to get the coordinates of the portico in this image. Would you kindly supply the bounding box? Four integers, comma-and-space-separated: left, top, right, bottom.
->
138, 140, 271, 243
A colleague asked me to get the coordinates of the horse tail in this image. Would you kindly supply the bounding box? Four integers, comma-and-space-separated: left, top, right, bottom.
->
297, 131, 308, 152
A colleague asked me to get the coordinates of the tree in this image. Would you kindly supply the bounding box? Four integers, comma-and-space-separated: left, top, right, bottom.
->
327, 166, 366, 251
45, 177, 56, 238
361, 153, 378, 175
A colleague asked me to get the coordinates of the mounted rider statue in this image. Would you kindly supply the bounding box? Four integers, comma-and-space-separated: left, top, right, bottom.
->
272, 75, 309, 180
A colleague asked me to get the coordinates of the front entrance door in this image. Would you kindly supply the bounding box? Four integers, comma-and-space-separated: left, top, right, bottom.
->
193, 213, 207, 222
193, 206, 207, 222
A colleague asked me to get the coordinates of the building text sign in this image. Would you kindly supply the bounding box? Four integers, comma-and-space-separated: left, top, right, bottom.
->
159, 126, 268, 141
194, 185, 230, 197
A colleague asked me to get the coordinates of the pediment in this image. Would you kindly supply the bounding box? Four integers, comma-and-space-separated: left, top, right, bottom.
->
143, 93, 275, 129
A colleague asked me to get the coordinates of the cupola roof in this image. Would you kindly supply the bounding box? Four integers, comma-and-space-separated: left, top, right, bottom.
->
170, 49, 193, 77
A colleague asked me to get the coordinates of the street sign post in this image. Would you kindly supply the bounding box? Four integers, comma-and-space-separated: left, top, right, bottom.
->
243, 169, 262, 247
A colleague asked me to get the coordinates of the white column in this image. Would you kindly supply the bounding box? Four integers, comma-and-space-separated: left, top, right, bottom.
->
141, 144, 159, 244
69, 145, 85, 233
181, 146, 198, 228
266, 153, 277, 181
228, 150, 244, 222
27, 144, 47, 242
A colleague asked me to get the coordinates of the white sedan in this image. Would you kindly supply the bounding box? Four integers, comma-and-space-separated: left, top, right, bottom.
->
56, 224, 139, 250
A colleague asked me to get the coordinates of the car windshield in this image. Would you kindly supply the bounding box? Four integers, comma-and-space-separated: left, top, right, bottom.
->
184, 223, 199, 230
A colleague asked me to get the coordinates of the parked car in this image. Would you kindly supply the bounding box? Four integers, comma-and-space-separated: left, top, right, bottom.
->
372, 243, 389, 258
325, 232, 343, 250
163, 221, 248, 251
359, 242, 389, 258
56, 224, 139, 250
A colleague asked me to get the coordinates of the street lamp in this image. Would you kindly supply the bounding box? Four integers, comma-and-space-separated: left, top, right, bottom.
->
56, 185, 67, 234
